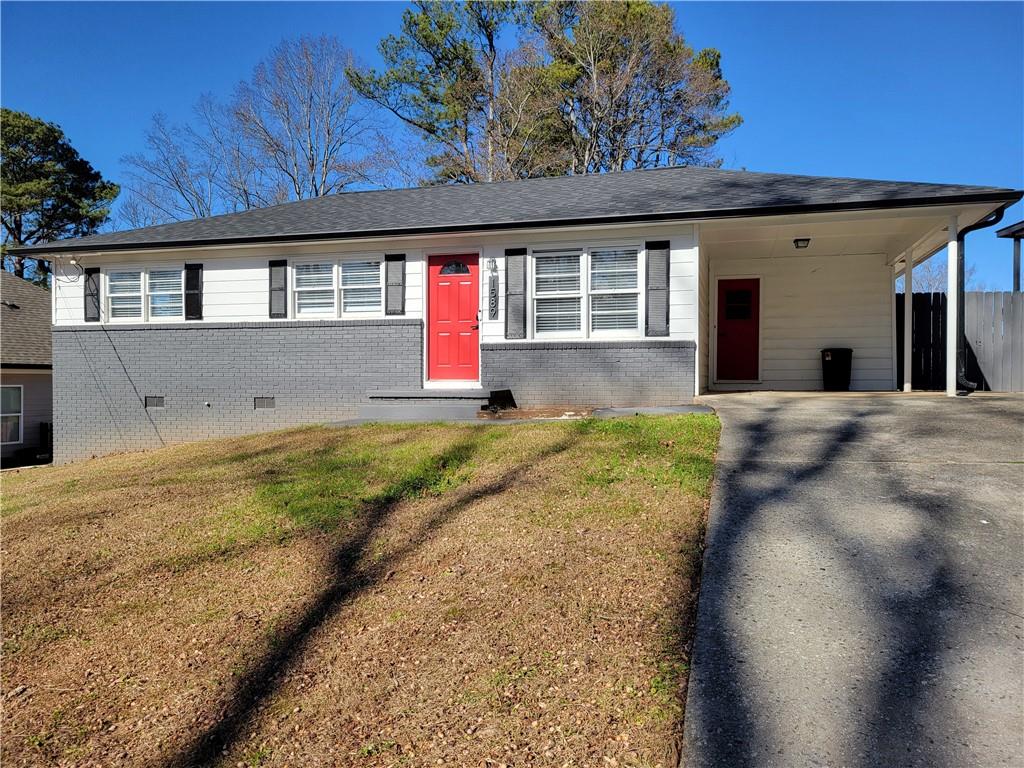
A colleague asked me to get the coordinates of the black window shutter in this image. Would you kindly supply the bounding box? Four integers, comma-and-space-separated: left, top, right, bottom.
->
84, 268, 101, 322
184, 263, 203, 320
645, 241, 670, 337
384, 254, 405, 315
269, 260, 287, 318
505, 247, 527, 339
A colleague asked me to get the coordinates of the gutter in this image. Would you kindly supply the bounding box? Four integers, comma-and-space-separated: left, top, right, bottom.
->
8, 189, 1023, 257
954, 202, 1012, 395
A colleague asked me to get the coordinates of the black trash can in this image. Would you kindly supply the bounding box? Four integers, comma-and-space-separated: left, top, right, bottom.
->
821, 348, 853, 391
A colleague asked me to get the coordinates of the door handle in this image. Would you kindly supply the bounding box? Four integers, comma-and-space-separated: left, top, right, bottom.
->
471, 324, 479, 330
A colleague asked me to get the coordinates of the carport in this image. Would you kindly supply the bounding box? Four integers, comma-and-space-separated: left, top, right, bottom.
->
695, 196, 1019, 396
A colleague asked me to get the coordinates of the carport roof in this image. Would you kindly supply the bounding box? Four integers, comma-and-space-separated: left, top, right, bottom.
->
11, 165, 1022, 256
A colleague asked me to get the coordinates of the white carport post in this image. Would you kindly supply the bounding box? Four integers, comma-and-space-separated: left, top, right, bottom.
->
903, 249, 913, 392
946, 215, 959, 397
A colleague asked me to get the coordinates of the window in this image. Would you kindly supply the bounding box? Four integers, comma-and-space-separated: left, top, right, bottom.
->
340, 260, 382, 314
533, 249, 582, 334
291, 258, 385, 318
148, 269, 184, 319
1, 385, 22, 445
144, 396, 165, 409
589, 248, 639, 333
531, 245, 642, 337
108, 270, 143, 319
294, 263, 335, 316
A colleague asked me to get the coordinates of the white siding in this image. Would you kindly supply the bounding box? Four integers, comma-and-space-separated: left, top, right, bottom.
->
52, 223, 699, 345
697, 238, 710, 394
710, 253, 895, 390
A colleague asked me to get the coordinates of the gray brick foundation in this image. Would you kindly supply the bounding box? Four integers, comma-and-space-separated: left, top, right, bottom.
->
482, 340, 695, 408
53, 319, 422, 463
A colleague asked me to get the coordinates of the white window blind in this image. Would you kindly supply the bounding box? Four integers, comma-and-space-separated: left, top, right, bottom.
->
148, 269, 184, 318
534, 250, 581, 334
108, 270, 143, 319
589, 248, 639, 333
294, 263, 335, 316
341, 260, 382, 314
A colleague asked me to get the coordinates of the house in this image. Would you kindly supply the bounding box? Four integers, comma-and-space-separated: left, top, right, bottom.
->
1, 271, 53, 465
8, 166, 1021, 463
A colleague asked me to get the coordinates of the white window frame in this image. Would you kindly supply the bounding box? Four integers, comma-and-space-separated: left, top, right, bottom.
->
529, 241, 646, 340
1, 384, 23, 445
103, 265, 185, 323
339, 257, 385, 317
292, 260, 338, 318
145, 265, 185, 321
531, 248, 584, 339
104, 266, 145, 323
290, 255, 386, 320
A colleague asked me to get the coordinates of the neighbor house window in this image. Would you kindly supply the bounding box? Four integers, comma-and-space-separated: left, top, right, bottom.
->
589, 247, 639, 333
294, 263, 336, 316
532, 245, 642, 337
1, 385, 22, 445
340, 260, 383, 314
533, 249, 582, 335
147, 269, 184, 319
107, 270, 143, 319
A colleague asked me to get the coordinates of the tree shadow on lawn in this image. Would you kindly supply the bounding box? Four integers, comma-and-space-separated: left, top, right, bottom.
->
161, 424, 581, 768
681, 398, 980, 768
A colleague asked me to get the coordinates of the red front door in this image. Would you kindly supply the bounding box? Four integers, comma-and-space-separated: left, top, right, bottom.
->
716, 278, 760, 381
428, 254, 480, 381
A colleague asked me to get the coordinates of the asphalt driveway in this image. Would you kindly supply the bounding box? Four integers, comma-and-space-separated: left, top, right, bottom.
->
683, 393, 1024, 768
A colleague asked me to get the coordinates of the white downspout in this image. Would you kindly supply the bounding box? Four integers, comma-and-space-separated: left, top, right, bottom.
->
903, 249, 913, 392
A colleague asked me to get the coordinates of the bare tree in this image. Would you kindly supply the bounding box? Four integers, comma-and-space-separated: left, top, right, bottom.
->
897, 254, 983, 293
233, 36, 374, 199
122, 35, 373, 225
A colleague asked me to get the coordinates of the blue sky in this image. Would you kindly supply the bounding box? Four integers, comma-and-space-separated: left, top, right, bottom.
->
2, 1, 1021, 287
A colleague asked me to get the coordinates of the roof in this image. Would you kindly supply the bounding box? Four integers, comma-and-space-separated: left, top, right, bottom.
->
1, 271, 52, 368
10, 165, 1022, 256
996, 220, 1024, 239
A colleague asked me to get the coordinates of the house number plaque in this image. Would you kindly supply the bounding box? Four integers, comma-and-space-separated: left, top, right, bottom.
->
488, 274, 499, 319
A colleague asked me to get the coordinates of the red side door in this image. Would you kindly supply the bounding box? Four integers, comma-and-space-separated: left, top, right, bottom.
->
716, 278, 760, 381
428, 254, 480, 381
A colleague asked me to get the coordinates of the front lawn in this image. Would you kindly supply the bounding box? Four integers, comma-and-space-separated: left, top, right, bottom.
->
1, 415, 718, 767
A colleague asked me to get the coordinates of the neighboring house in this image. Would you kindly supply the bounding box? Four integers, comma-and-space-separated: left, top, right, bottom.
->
1, 271, 53, 465
8, 167, 1022, 463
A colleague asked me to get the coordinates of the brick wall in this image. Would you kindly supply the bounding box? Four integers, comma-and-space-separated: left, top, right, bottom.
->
53, 320, 422, 463
481, 340, 695, 408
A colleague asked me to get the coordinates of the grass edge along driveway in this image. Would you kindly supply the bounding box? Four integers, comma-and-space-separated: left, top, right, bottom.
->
2, 415, 718, 768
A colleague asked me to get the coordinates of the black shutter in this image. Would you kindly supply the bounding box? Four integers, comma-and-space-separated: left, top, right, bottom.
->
505, 247, 527, 339
84, 267, 101, 322
184, 263, 203, 320
269, 260, 287, 318
385, 254, 405, 315
645, 241, 670, 337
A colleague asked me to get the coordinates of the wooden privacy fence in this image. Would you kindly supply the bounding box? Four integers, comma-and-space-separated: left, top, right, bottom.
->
896, 292, 1024, 392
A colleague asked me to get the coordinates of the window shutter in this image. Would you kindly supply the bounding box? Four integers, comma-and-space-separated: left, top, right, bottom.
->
505, 247, 527, 339
84, 268, 101, 322
269, 260, 287, 318
385, 254, 405, 315
184, 263, 203, 320
645, 241, 670, 337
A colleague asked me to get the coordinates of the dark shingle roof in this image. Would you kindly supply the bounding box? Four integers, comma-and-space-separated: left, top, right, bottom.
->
11, 166, 1022, 255
1, 271, 52, 367
996, 220, 1024, 239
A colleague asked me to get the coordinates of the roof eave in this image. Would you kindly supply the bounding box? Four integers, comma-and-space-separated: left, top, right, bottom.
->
13, 189, 1022, 257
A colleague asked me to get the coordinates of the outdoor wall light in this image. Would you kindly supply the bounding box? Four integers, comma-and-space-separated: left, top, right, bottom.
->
793, 238, 811, 249
487, 257, 498, 273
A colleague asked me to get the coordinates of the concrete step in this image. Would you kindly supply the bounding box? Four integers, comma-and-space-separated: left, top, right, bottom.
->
356, 402, 483, 422
368, 388, 491, 404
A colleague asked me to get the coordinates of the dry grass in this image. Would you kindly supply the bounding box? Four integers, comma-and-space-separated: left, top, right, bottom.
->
1, 415, 718, 767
